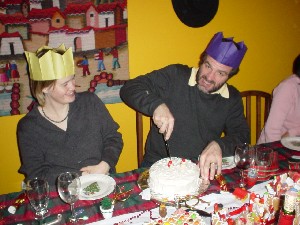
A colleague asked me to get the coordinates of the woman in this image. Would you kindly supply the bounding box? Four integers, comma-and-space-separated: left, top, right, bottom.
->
257, 54, 300, 144
18, 44, 123, 185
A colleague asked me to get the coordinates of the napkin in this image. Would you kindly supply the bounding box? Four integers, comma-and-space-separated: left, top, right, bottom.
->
248, 180, 272, 195
197, 192, 245, 213
193, 180, 271, 214
222, 156, 235, 170
139, 188, 151, 200
87, 206, 176, 225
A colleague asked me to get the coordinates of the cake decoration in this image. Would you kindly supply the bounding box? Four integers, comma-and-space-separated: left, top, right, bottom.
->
211, 172, 300, 224
211, 198, 277, 225
159, 203, 167, 218
267, 171, 300, 196
144, 209, 206, 225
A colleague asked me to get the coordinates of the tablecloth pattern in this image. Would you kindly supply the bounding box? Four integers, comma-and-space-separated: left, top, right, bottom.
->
0, 141, 297, 225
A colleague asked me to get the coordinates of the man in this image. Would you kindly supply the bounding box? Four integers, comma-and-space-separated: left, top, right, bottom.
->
96, 49, 106, 72
80, 55, 91, 77
111, 47, 120, 70
120, 32, 249, 180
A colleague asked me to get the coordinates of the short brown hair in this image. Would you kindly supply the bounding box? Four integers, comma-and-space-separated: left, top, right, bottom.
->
293, 54, 300, 77
30, 79, 56, 106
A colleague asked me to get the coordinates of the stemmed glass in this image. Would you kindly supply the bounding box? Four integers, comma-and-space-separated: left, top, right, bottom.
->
255, 146, 273, 167
26, 178, 49, 224
234, 143, 255, 188
57, 172, 81, 223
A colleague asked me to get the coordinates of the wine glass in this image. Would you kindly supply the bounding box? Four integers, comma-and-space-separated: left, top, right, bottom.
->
255, 146, 273, 167
234, 143, 255, 188
26, 178, 49, 224
57, 172, 81, 223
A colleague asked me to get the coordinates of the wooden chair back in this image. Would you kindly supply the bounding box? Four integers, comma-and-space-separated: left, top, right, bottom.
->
240, 90, 272, 143
136, 111, 152, 167
136, 111, 144, 167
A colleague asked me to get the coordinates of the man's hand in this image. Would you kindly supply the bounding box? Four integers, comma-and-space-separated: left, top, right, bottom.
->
152, 103, 174, 140
80, 161, 110, 175
198, 141, 222, 180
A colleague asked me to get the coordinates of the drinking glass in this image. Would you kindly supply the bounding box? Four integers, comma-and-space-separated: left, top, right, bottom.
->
26, 178, 49, 224
57, 172, 81, 223
255, 146, 273, 167
234, 143, 255, 188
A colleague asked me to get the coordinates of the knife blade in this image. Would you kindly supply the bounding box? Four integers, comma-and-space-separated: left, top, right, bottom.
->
163, 134, 171, 160
186, 208, 211, 217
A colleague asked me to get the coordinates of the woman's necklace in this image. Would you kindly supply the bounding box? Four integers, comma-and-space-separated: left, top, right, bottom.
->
41, 107, 69, 123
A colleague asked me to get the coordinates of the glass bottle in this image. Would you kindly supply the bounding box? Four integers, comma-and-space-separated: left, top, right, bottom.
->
278, 187, 297, 225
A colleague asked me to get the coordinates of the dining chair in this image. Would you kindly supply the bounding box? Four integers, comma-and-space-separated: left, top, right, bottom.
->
136, 111, 144, 167
136, 111, 152, 167
240, 90, 272, 143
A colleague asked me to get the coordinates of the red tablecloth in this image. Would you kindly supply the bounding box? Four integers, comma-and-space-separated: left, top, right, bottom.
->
0, 141, 295, 225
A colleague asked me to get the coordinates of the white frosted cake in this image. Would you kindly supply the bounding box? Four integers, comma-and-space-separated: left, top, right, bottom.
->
148, 157, 201, 201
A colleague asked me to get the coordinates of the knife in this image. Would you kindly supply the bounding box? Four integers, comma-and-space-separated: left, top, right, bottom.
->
186, 208, 211, 217
163, 134, 171, 160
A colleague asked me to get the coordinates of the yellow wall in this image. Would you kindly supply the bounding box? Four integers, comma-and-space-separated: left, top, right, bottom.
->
0, 115, 25, 194
0, 0, 299, 194
121, 0, 300, 163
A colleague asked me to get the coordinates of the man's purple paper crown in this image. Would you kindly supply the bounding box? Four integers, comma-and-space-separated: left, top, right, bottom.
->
205, 32, 247, 69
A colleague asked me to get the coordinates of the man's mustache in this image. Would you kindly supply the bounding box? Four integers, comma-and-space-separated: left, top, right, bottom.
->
200, 75, 215, 85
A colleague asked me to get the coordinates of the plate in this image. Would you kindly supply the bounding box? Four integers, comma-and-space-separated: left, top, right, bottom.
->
79, 174, 116, 200
281, 136, 300, 151
222, 156, 235, 169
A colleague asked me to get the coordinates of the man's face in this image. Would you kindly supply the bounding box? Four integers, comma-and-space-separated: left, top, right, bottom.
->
197, 55, 232, 94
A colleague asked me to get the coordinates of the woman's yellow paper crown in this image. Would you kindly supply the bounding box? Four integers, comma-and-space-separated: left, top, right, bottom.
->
25, 44, 75, 81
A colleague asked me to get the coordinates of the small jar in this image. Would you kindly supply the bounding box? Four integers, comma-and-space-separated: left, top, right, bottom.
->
246, 168, 257, 188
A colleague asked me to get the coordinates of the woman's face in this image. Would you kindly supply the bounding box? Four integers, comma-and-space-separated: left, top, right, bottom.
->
43, 75, 76, 105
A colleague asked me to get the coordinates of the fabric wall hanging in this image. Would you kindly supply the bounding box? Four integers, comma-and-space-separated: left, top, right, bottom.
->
0, 0, 128, 116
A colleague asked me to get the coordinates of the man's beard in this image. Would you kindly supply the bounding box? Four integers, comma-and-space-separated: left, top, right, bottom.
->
196, 70, 225, 94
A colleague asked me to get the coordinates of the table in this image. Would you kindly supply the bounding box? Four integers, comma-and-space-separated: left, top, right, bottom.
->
0, 141, 297, 225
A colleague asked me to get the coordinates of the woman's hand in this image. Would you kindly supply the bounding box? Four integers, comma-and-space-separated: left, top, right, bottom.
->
80, 161, 110, 175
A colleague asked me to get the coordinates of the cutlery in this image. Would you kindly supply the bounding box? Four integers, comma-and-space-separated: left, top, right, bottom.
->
185, 208, 211, 218
163, 133, 171, 160
42, 214, 62, 225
